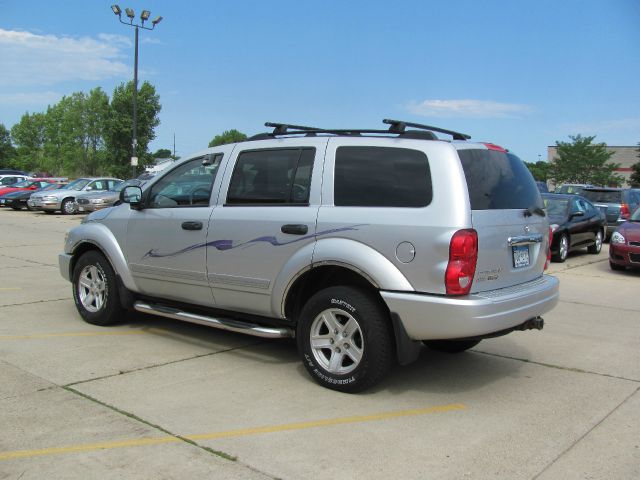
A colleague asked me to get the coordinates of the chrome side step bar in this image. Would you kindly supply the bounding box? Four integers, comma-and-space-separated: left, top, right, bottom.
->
133, 301, 294, 339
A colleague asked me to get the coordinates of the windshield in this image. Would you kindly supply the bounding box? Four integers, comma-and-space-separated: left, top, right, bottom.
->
66, 179, 90, 191
113, 180, 138, 192
543, 196, 569, 216
6, 180, 31, 188
581, 190, 621, 203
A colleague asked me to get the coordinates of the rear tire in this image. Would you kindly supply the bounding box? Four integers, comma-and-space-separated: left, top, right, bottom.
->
553, 233, 569, 262
72, 251, 124, 326
297, 286, 394, 393
587, 230, 603, 254
424, 339, 481, 353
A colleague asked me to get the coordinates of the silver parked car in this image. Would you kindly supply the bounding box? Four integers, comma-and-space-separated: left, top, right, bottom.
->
75, 179, 147, 213
59, 120, 559, 392
31, 177, 122, 214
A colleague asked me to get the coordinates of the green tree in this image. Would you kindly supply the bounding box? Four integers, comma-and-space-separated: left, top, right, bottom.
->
524, 161, 550, 181
208, 129, 247, 147
104, 81, 161, 178
629, 143, 640, 187
152, 148, 172, 158
549, 135, 622, 186
10, 112, 46, 173
0, 123, 16, 168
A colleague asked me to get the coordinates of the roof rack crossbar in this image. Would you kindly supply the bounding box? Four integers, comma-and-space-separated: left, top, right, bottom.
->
264, 122, 321, 135
383, 119, 471, 140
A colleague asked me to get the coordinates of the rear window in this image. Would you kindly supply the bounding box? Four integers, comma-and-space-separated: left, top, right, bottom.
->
458, 149, 542, 210
581, 190, 621, 203
334, 146, 432, 207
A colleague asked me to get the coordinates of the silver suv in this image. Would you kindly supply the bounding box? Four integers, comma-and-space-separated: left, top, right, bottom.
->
59, 120, 559, 392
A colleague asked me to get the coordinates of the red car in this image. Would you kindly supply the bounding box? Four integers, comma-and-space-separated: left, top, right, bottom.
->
0, 179, 52, 197
609, 207, 640, 271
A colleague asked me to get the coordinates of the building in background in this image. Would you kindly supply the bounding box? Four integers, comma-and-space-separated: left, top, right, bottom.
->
547, 145, 637, 187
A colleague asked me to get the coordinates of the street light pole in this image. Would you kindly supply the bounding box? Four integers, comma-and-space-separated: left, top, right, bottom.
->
110, 5, 163, 178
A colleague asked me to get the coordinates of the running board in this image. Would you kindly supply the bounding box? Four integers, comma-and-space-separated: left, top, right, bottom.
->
133, 301, 294, 339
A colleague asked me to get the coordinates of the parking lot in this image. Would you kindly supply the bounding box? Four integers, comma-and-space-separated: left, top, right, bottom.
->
0, 208, 638, 480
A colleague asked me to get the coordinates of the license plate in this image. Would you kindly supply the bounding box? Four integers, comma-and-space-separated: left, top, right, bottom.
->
78, 207, 85, 212
512, 245, 530, 268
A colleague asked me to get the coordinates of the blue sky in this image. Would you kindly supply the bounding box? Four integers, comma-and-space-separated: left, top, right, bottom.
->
1, 0, 639, 162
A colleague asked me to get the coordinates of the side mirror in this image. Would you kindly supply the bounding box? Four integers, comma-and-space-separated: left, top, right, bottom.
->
120, 186, 143, 210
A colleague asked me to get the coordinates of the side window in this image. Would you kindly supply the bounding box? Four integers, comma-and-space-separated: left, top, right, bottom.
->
334, 146, 432, 207
108, 180, 120, 190
226, 148, 315, 205
148, 154, 222, 208
87, 180, 106, 191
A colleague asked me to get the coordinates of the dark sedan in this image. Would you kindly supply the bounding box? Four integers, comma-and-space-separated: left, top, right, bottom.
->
542, 193, 606, 262
0, 183, 64, 210
609, 207, 640, 271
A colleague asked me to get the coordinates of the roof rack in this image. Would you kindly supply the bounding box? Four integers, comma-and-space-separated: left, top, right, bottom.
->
383, 119, 471, 140
246, 119, 470, 141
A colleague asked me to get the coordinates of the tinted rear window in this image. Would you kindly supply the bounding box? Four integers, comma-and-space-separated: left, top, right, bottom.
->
581, 190, 621, 203
458, 149, 542, 210
334, 146, 432, 207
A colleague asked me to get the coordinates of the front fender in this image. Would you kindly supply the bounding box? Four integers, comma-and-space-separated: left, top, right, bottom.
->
65, 223, 137, 292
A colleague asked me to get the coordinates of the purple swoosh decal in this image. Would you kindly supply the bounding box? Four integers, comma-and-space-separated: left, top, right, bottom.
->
142, 224, 366, 259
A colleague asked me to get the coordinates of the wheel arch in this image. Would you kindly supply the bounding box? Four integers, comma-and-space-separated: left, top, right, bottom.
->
67, 223, 137, 292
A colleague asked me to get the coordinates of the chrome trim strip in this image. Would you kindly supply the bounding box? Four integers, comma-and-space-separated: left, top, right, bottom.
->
207, 273, 270, 290
508, 234, 544, 246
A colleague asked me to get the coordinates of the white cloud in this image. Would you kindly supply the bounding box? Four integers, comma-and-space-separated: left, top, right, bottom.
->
0, 28, 130, 86
407, 99, 533, 118
0, 91, 63, 106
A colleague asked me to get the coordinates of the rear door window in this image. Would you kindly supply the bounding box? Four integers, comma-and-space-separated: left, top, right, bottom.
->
581, 190, 621, 203
334, 146, 432, 207
458, 149, 542, 210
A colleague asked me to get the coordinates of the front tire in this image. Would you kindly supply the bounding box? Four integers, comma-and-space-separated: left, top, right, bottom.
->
297, 286, 394, 393
609, 261, 625, 271
72, 251, 124, 326
62, 198, 77, 215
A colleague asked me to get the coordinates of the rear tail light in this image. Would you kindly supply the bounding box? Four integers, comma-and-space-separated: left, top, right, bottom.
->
445, 229, 478, 295
545, 227, 553, 271
620, 203, 630, 220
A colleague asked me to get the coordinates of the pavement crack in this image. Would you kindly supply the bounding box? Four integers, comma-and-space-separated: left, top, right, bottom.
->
62, 386, 239, 462
473, 350, 640, 383
531, 386, 640, 479
0, 298, 70, 308
558, 299, 639, 313
64, 341, 264, 388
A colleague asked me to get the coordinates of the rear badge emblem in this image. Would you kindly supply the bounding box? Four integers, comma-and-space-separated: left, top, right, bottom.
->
523, 225, 531, 233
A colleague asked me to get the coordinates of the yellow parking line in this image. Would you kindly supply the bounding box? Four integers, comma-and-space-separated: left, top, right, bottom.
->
0, 403, 466, 461
0, 330, 150, 340
0, 287, 22, 291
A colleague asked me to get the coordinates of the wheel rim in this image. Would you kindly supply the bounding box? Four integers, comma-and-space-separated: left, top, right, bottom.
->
63, 200, 76, 214
77, 264, 107, 313
310, 308, 364, 375
559, 235, 568, 260
594, 231, 602, 252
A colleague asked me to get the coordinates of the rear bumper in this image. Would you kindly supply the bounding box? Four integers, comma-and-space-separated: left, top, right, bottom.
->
381, 275, 559, 341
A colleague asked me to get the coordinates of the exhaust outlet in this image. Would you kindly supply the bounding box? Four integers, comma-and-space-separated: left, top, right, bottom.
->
517, 316, 544, 331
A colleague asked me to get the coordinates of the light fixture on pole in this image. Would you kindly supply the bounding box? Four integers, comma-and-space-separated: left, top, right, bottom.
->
110, 4, 163, 178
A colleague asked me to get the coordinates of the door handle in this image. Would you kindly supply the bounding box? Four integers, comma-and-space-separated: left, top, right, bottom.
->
181, 221, 203, 231
281, 224, 308, 235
